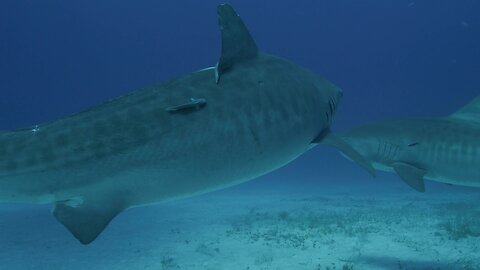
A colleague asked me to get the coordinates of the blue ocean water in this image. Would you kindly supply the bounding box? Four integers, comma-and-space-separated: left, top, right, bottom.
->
1, 1, 480, 269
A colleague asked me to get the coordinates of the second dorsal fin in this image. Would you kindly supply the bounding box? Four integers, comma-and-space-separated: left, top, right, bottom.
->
216, 4, 258, 83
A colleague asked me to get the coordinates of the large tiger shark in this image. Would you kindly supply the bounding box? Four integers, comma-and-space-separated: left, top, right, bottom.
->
335, 96, 480, 192
0, 4, 372, 244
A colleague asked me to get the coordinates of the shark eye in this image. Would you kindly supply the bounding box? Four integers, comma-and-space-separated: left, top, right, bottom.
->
408, 142, 420, 147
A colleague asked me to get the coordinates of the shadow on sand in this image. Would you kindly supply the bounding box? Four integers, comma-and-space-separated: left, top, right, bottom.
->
358, 255, 477, 270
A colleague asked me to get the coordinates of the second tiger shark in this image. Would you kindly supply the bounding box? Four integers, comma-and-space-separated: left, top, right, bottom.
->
336, 96, 480, 192
0, 4, 371, 244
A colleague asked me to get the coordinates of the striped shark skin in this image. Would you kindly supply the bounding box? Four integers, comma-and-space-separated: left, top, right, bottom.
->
0, 4, 371, 244
336, 96, 480, 192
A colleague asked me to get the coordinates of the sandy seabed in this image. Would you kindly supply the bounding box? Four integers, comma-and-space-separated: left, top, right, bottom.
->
1, 183, 479, 270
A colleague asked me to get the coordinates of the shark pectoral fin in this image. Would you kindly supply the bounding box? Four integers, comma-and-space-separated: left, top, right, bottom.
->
215, 4, 258, 83
450, 95, 480, 123
320, 133, 376, 177
392, 162, 426, 192
53, 197, 125, 245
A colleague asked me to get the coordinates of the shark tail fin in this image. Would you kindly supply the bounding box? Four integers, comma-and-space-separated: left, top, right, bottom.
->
449, 95, 480, 123
215, 4, 258, 83
315, 131, 376, 177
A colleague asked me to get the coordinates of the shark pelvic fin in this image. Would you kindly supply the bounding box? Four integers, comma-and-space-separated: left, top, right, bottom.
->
216, 4, 258, 83
53, 196, 126, 245
392, 162, 426, 192
450, 95, 480, 123
318, 132, 376, 177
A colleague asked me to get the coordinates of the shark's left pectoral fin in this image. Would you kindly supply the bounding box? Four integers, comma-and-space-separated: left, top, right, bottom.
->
215, 4, 258, 83
53, 197, 126, 245
449, 95, 480, 123
319, 133, 376, 177
392, 162, 426, 192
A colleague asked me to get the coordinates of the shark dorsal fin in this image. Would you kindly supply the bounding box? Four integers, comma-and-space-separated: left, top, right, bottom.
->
450, 96, 480, 123
216, 4, 258, 83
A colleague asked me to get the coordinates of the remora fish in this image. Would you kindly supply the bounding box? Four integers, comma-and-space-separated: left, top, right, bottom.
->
0, 4, 370, 244
336, 96, 480, 192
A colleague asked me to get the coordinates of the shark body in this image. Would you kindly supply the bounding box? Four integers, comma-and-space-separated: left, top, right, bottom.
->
338, 96, 480, 192
0, 4, 368, 244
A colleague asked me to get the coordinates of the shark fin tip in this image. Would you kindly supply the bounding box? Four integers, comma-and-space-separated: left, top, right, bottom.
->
53, 197, 125, 245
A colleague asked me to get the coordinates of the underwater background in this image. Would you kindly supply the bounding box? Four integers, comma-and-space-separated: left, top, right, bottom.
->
1, 0, 479, 269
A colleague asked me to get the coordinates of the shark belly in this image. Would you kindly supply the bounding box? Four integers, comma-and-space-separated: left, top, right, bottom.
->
111, 128, 310, 207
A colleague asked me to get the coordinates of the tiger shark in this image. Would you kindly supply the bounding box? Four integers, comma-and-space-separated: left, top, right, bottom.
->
335, 96, 480, 192
0, 4, 371, 244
